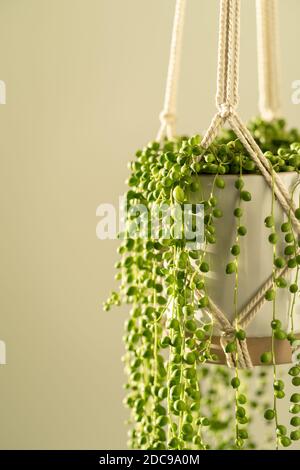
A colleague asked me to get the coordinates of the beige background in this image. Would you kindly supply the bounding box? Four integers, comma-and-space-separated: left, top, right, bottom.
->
0, 0, 299, 449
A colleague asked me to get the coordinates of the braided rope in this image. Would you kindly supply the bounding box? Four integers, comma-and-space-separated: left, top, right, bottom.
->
202, 0, 239, 148
199, 1, 299, 233
230, 114, 300, 235
237, 265, 289, 329
196, 291, 253, 369
156, 0, 186, 141
201, 114, 225, 149
224, 0, 234, 104
225, 0, 238, 106
216, 0, 229, 106
234, 114, 293, 206
196, 245, 293, 369
232, 0, 240, 107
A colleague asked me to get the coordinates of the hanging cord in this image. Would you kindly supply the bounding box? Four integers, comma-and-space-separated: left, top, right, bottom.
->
156, 0, 186, 142
201, 0, 240, 147
201, 0, 300, 234
229, 113, 300, 234
216, 0, 240, 112
198, 0, 300, 368
256, 0, 281, 121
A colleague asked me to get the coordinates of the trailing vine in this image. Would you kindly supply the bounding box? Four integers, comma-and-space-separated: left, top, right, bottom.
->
105, 118, 300, 450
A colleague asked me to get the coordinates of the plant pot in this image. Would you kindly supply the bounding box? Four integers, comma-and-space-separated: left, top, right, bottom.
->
191, 172, 300, 364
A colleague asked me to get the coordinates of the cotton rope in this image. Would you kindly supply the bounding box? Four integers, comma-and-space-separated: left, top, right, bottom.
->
156, 0, 186, 142
256, 0, 281, 121
196, 262, 291, 369
199, 0, 298, 368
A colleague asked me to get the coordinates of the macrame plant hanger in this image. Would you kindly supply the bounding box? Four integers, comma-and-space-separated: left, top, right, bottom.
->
157, 0, 300, 369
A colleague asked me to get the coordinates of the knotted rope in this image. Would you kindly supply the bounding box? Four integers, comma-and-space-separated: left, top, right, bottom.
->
256, 0, 281, 121
200, 0, 300, 231
201, 0, 299, 223
199, 0, 298, 368
195, 290, 253, 369
196, 262, 290, 369
156, 0, 186, 142
201, 0, 240, 147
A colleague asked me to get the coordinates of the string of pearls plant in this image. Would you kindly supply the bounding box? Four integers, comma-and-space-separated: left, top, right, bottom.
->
105, 117, 300, 450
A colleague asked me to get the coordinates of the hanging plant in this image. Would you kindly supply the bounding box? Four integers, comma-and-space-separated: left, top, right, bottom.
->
104, 0, 300, 450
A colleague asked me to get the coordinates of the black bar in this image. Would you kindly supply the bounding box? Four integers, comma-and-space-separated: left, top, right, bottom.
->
0, 450, 298, 467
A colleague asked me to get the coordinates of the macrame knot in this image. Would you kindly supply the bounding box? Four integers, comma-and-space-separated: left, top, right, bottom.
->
218, 103, 236, 118
159, 110, 176, 125
221, 326, 235, 339
220, 328, 253, 370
